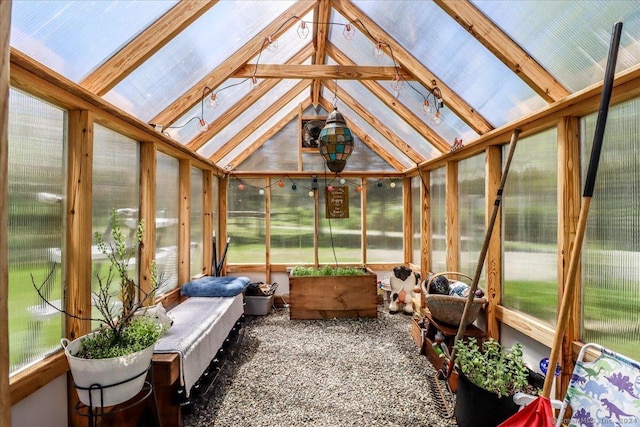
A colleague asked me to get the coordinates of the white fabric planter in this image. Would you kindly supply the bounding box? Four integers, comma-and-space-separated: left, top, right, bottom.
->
61, 334, 154, 407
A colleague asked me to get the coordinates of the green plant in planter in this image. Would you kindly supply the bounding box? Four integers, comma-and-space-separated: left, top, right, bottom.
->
291, 265, 368, 277
453, 339, 529, 398
33, 208, 167, 359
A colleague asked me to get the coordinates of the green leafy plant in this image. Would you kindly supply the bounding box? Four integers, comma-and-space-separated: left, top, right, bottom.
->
453, 339, 529, 398
290, 265, 368, 277
33, 209, 167, 359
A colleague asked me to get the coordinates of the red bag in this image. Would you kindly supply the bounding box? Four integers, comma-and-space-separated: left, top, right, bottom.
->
498, 396, 555, 427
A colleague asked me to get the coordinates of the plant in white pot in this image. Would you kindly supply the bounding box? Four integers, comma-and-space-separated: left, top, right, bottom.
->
33, 209, 170, 408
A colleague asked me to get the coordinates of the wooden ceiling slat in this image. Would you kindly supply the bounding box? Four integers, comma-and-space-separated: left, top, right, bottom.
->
187, 44, 314, 152
210, 79, 312, 165
332, 0, 494, 135
311, 0, 332, 106
327, 43, 451, 153
80, 1, 217, 96
151, 1, 316, 128
232, 64, 412, 80
323, 79, 426, 164
434, 0, 570, 103
318, 97, 406, 171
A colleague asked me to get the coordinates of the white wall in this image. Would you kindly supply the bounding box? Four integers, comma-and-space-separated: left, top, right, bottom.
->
12, 374, 67, 427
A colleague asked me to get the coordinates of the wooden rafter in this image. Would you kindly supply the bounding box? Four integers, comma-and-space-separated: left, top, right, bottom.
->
232, 64, 412, 80
187, 44, 314, 152
151, 1, 316, 128
332, 0, 494, 135
327, 43, 451, 153
311, 0, 332, 106
434, 0, 570, 103
323, 79, 426, 164
81, 1, 217, 96
210, 79, 311, 164
318, 97, 406, 171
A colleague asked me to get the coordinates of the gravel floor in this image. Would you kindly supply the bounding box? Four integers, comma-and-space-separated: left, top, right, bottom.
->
183, 305, 458, 427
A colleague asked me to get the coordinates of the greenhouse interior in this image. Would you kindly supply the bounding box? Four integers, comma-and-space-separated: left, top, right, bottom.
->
2, 1, 640, 426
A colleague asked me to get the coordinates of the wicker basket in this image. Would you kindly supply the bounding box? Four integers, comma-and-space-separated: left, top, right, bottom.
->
423, 272, 486, 326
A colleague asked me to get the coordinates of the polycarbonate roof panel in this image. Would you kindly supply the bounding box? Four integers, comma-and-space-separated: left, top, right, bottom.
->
103, 1, 295, 122
352, 0, 547, 127
219, 90, 309, 168
10, 1, 177, 82
334, 79, 441, 161
197, 79, 305, 159
471, 1, 640, 93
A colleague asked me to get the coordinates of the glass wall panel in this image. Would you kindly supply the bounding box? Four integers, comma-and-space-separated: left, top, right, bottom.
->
366, 178, 403, 263
319, 182, 362, 264
92, 125, 140, 326
270, 178, 315, 264
581, 98, 640, 358
190, 167, 204, 278
411, 176, 422, 265
227, 179, 266, 264
8, 89, 66, 375
155, 153, 180, 295
458, 154, 486, 287
430, 168, 446, 273
502, 129, 557, 324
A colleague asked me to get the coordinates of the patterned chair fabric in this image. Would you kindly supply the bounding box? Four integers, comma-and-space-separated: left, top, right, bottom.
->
560, 343, 639, 427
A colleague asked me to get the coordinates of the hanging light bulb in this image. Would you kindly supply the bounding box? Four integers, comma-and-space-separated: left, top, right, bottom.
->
327, 185, 334, 192
267, 36, 278, 52
297, 21, 309, 39
390, 181, 396, 189
339, 178, 346, 185
391, 73, 403, 98
259, 189, 265, 196
430, 111, 444, 126
277, 180, 284, 188
373, 40, 384, 58
205, 92, 219, 109
422, 99, 433, 116
250, 76, 259, 90
356, 185, 362, 193
198, 118, 208, 132
343, 23, 355, 40
238, 183, 245, 191
377, 181, 383, 188
308, 190, 314, 197
291, 183, 297, 191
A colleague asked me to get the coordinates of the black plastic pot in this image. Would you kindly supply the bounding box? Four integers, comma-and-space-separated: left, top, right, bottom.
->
454, 370, 519, 427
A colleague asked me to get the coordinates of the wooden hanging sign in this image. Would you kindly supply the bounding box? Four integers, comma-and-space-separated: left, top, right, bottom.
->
325, 186, 349, 218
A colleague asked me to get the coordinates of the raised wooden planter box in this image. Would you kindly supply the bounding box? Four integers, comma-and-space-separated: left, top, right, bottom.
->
289, 269, 378, 319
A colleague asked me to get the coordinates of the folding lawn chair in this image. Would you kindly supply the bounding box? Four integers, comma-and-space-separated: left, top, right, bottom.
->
509, 343, 640, 427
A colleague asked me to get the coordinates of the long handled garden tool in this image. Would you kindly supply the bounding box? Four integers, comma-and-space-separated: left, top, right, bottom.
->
498, 21, 623, 427
442, 128, 521, 380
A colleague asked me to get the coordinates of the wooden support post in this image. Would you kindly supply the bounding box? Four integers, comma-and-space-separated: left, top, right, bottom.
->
485, 145, 502, 340
140, 142, 157, 298
203, 170, 213, 276
445, 161, 459, 271
178, 160, 191, 285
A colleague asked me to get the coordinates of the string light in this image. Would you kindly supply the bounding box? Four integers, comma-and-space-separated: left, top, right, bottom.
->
151, 16, 445, 139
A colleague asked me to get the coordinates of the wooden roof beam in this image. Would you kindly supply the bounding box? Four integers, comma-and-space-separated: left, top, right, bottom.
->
81, 1, 217, 96
311, 0, 331, 107
323, 79, 425, 165
187, 44, 314, 152
434, 0, 570, 103
332, 0, 493, 135
151, 0, 316, 128
327, 43, 451, 153
211, 79, 311, 164
232, 64, 412, 80
318, 97, 406, 171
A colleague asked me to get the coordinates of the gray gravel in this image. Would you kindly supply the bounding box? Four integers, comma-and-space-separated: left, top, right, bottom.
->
183, 306, 458, 427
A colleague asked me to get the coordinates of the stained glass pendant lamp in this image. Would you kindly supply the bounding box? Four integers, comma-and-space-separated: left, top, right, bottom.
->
318, 107, 354, 173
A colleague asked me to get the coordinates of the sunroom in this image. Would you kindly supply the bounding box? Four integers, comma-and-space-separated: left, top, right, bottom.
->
2, 1, 640, 426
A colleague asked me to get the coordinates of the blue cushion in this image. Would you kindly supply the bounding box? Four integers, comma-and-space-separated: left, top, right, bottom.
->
181, 276, 251, 297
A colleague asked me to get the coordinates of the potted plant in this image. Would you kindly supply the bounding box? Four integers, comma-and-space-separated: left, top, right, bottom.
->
452, 339, 534, 427
33, 209, 170, 407
288, 265, 377, 319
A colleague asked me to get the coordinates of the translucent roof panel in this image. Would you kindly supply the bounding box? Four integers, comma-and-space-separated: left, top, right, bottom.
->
471, 1, 640, 93
10, 1, 177, 82
334, 79, 441, 161
197, 79, 305, 159
103, 1, 295, 122
352, 0, 547, 127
